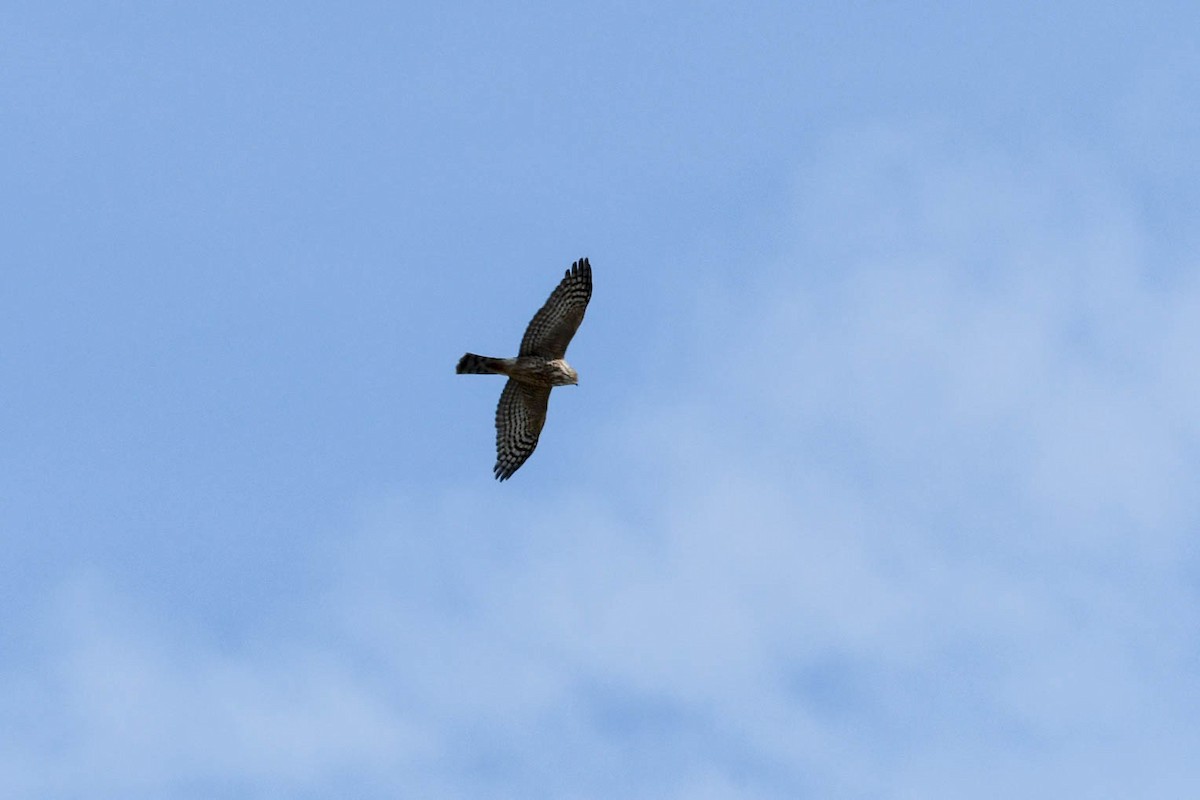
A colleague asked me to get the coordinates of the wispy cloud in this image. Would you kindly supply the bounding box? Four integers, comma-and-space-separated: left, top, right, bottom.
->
5, 576, 421, 798
7, 124, 1198, 799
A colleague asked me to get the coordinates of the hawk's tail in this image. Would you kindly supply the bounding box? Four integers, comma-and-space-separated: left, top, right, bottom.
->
456, 353, 507, 375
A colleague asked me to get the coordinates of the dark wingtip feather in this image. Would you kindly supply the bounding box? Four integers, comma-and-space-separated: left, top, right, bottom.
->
568, 256, 590, 278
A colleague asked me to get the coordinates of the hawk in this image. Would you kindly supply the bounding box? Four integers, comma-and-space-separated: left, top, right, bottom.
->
456, 257, 593, 480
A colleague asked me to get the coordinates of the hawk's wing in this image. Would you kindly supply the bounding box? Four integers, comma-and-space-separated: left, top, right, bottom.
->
494, 379, 551, 481
518, 257, 592, 359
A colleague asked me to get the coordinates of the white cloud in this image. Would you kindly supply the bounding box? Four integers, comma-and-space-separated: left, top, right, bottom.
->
4, 576, 423, 798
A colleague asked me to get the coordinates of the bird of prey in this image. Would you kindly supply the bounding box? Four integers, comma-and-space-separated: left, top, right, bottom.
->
456, 257, 592, 480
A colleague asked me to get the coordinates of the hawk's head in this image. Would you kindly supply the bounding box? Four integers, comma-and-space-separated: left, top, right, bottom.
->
549, 360, 578, 386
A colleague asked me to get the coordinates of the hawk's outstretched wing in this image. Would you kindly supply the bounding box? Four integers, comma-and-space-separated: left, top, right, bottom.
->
518, 258, 592, 359
493, 378, 551, 481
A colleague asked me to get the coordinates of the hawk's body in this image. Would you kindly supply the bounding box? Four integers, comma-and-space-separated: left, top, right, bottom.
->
455, 355, 577, 388
456, 257, 592, 480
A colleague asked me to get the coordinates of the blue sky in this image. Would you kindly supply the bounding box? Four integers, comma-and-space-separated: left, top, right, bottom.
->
3, 2, 1200, 797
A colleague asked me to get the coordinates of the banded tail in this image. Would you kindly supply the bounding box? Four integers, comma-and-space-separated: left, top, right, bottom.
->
457, 353, 508, 375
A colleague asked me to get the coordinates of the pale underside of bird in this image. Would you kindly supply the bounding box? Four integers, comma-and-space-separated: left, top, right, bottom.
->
456, 257, 592, 480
